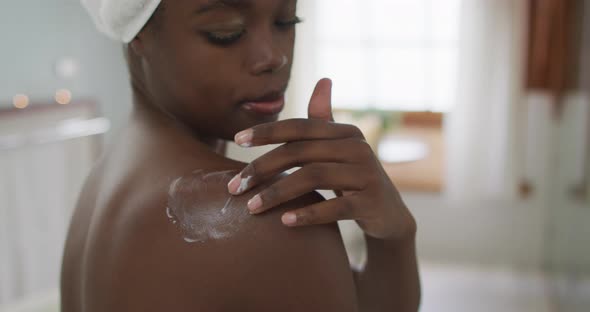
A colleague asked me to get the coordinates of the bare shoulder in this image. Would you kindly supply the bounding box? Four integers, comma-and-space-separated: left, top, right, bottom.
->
109, 162, 359, 311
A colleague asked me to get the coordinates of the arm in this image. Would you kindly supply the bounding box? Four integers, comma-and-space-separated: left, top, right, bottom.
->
353, 230, 420, 312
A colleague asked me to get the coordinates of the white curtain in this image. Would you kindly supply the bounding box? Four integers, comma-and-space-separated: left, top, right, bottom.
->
0, 145, 66, 303
444, 0, 528, 200
0, 112, 96, 305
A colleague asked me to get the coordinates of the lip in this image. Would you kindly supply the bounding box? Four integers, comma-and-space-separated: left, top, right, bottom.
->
240, 93, 285, 116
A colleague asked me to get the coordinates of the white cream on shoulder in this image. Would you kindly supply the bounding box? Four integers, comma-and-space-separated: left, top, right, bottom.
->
166, 170, 249, 243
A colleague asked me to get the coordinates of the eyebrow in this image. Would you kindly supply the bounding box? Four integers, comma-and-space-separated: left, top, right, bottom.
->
194, 0, 250, 15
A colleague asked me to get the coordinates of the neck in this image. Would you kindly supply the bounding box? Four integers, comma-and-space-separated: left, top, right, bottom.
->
129, 91, 226, 156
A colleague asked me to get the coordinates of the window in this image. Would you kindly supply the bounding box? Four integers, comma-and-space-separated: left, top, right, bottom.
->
313, 0, 462, 112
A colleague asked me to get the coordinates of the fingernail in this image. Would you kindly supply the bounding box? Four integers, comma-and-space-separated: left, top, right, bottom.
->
247, 194, 262, 213
235, 129, 253, 147
282, 213, 297, 225
227, 173, 241, 194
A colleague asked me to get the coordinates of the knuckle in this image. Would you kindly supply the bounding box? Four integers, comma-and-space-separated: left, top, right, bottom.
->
261, 185, 280, 203
346, 124, 365, 139
303, 164, 324, 184
293, 119, 308, 137
363, 170, 378, 185
254, 124, 272, 142
244, 161, 259, 177
298, 207, 317, 225
343, 137, 373, 160
337, 198, 355, 219
282, 142, 303, 163
357, 139, 374, 157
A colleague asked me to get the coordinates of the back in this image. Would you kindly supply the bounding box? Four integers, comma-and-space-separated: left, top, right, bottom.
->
60, 128, 359, 311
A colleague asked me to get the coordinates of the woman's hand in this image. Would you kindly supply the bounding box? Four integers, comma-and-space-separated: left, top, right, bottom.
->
227, 79, 416, 241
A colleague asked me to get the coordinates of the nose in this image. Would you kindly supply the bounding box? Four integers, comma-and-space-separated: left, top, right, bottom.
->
247, 30, 289, 76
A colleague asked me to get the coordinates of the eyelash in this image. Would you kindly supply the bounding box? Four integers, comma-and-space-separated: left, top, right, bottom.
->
276, 16, 303, 28
204, 29, 246, 46
203, 16, 303, 46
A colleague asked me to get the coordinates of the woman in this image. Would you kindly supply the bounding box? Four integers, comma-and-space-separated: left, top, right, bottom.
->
61, 0, 420, 311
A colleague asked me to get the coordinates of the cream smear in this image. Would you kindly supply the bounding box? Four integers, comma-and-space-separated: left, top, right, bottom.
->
166, 170, 249, 243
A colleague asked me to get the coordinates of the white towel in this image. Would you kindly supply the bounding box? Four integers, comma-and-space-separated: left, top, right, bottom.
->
81, 0, 162, 43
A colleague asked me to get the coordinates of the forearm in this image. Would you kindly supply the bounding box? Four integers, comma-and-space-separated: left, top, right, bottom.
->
353, 230, 420, 312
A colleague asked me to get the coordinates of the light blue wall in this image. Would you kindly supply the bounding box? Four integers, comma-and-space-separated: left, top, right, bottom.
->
0, 0, 133, 142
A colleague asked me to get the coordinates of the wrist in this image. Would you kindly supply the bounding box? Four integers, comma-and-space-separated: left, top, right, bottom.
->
367, 211, 417, 246
363, 225, 416, 261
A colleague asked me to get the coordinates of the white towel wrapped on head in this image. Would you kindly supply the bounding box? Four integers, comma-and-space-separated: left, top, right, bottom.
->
81, 0, 162, 43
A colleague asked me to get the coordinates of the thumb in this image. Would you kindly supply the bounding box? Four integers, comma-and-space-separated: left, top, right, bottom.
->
308, 79, 340, 198
308, 78, 334, 122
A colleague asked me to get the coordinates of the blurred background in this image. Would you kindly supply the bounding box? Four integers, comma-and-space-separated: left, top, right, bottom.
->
0, 0, 589, 311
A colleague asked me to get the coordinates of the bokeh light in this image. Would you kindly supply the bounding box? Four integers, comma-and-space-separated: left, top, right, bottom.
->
55, 89, 72, 105
12, 94, 29, 109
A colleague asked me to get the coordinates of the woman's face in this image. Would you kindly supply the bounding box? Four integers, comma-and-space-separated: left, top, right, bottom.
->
134, 0, 298, 140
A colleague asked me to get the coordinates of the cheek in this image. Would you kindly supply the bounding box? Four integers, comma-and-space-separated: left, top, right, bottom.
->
162, 48, 247, 136
282, 30, 296, 58
158, 47, 241, 111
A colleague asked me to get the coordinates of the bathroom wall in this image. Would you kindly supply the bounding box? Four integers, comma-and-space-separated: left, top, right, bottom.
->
0, 0, 133, 143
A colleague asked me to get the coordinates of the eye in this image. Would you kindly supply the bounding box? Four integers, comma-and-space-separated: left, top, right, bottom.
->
203, 29, 246, 46
275, 16, 303, 29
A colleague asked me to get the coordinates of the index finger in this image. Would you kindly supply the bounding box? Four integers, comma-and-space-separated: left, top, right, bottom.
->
234, 119, 365, 147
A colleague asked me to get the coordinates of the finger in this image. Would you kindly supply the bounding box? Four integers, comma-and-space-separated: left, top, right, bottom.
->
308, 78, 334, 122
228, 137, 372, 194
234, 119, 365, 147
281, 195, 365, 227
245, 163, 367, 214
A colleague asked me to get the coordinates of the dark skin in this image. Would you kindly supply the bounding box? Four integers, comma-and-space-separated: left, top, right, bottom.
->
61, 0, 420, 311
